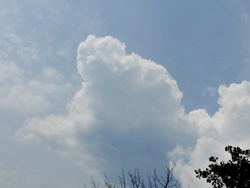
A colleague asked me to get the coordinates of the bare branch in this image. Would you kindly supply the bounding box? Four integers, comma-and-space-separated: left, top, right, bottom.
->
87, 164, 181, 188
147, 173, 153, 188
104, 173, 119, 188
128, 168, 142, 188
147, 164, 180, 188
90, 176, 100, 188
118, 169, 126, 188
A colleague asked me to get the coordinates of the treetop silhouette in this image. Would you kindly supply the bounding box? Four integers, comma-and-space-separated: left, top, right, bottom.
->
195, 145, 250, 188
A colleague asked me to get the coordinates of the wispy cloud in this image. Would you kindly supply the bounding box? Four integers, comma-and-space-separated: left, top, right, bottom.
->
0, 61, 72, 116
202, 86, 217, 98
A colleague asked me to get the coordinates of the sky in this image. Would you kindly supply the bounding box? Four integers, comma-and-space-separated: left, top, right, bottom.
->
1, 0, 250, 188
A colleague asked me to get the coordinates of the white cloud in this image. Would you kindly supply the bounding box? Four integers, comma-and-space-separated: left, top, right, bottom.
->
0, 61, 24, 83
0, 61, 73, 116
15, 35, 193, 181
169, 81, 250, 187
2, 33, 40, 64
14, 35, 250, 188
202, 86, 217, 98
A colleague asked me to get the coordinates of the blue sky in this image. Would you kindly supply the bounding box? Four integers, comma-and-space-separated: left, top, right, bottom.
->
1, 1, 250, 188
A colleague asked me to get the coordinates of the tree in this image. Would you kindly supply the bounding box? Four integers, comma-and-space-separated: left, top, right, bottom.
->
195, 145, 250, 188
87, 164, 181, 188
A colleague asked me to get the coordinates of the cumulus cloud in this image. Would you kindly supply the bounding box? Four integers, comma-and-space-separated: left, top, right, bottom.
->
14, 35, 250, 188
168, 81, 250, 187
15, 35, 196, 182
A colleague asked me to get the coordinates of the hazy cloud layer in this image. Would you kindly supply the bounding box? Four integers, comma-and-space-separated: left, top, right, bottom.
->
0, 61, 73, 116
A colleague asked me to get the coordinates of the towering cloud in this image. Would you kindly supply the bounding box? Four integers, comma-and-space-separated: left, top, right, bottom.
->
15, 35, 192, 181
15, 35, 250, 188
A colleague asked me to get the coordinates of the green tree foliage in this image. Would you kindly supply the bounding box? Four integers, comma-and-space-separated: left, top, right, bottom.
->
195, 145, 250, 188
